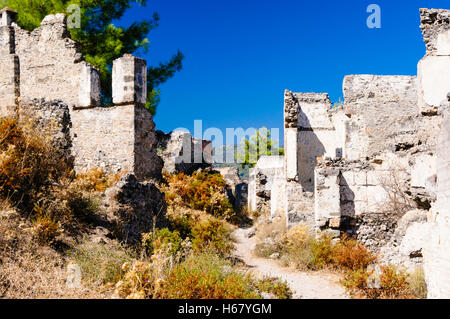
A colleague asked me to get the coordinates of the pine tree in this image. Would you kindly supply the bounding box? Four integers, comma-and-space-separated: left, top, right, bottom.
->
236, 127, 284, 168
4, 0, 183, 114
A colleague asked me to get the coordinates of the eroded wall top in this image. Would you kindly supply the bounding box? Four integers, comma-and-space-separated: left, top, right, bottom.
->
420, 8, 450, 56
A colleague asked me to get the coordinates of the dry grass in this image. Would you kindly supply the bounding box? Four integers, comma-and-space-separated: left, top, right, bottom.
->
0, 208, 105, 299
68, 239, 136, 287
73, 168, 125, 193
255, 213, 287, 243
253, 222, 424, 299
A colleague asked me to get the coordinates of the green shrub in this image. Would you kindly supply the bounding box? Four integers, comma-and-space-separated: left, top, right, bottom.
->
309, 234, 334, 270
192, 218, 234, 257
161, 254, 260, 299
142, 228, 183, 256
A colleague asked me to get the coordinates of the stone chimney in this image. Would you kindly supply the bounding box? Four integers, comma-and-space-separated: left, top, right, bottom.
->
0, 7, 19, 117
112, 54, 148, 105
0, 7, 17, 27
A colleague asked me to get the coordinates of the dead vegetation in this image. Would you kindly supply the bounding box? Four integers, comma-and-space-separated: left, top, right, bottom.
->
0, 117, 290, 299
252, 212, 427, 299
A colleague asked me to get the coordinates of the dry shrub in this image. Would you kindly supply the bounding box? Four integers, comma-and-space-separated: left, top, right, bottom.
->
113, 246, 174, 299
165, 205, 234, 257
254, 276, 292, 299
279, 224, 315, 269
331, 235, 376, 271
343, 265, 415, 299
32, 205, 62, 244
73, 168, 125, 192
379, 265, 411, 298
191, 218, 234, 257
254, 213, 287, 246
162, 171, 234, 220
0, 118, 71, 207
160, 254, 260, 299
408, 266, 427, 299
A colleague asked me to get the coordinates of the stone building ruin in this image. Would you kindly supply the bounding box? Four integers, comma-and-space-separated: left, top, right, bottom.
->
0, 5, 449, 299
248, 8, 450, 298
0, 8, 162, 180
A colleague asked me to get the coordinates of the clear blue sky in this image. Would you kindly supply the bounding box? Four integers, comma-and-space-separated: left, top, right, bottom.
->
121, 0, 449, 143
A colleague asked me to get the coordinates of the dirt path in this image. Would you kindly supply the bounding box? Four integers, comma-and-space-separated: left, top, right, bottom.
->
233, 228, 349, 299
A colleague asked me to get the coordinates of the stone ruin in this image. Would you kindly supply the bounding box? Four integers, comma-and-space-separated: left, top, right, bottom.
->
155, 130, 213, 175
0, 8, 215, 243
0, 6, 448, 298
0, 8, 163, 181
248, 8, 450, 298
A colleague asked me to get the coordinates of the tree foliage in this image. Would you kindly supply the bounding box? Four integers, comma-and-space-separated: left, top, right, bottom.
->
236, 127, 284, 168
4, 0, 183, 114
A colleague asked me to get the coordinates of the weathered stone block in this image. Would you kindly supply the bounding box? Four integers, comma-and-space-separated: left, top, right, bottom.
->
314, 168, 340, 221
0, 54, 19, 117
423, 106, 450, 298
0, 26, 14, 54
0, 7, 17, 27
411, 153, 436, 194
79, 63, 101, 107
285, 128, 298, 180
112, 55, 147, 105
437, 29, 450, 56
418, 56, 450, 111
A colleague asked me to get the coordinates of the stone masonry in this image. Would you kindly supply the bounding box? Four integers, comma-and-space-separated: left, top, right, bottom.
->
0, 9, 162, 181
248, 8, 450, 298
155, 130, 213, 175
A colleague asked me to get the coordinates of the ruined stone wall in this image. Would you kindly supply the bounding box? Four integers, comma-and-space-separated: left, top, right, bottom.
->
0, 11, 162, 181
155, 130, 212, 175
343, 75, 419, 161
282, 91, 345, 226
17, 99, 73, 163
70, 105, 136, 177
12, 14, 100, 108
248, 156, 284, 214
424, 105, 450, 298
418, 9, 450, 115
314, 158, 414, 249
71, 82, 163, 181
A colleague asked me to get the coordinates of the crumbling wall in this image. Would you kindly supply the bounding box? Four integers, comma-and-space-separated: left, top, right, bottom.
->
343, 75, 419, 161
155, 130, 213, 175
248, 156, 284, 214
418, 9, 450, 115
17, 99, 73, 164
282, 90, 345, 226
12, 14, 100, 108
70, 54, 163, 181
424, 105, 450, 298
71, 103, 163, 181
314, 158, 415, 249
0, 11, 162, 181
215, 166, 248, 212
